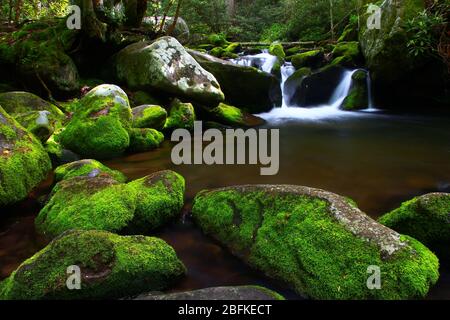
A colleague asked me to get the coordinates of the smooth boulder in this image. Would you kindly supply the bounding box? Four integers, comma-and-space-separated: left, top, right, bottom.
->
342, 70, 369, 110
36, 170, 185, 238
54, 159, 127, 183
0, 230, 186, 299
192, 185, 439, 300
0, 106, 52, 207
132, 105, 167, 130
113, 37, 224, 105
57, 84, 132, 159
163, 99, 196, 131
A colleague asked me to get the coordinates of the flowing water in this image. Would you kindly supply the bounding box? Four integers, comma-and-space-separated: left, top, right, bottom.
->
1, 53, 449, 299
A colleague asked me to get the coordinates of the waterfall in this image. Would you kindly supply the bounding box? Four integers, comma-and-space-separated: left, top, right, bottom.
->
231, 50, 278, 74
329, 70, 357, 109
280, 63, 295, 108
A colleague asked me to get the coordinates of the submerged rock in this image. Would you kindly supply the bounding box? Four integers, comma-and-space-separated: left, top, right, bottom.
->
0, 230, 186, 299
132, 105, 167, 130
54, 159, 127, 183
35, 170, 185, 238
164, 99, 196, 131
128, 128, 164, 153
0, 106, 52, 207
113, 37, 224, 105
189, 50, 281, 113
379, 193, 450, 264
57, 84, 132, 159
342, 70, 369, 110
192, 185, 439, 300
135, 286, 284, 300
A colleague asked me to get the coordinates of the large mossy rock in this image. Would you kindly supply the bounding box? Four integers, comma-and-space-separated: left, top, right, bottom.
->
342, 70, 369, 110
359, 0, 448, 107
0, 106, 52, 207
188, 50, 282, 113
0, 230, 186, 299
379, 193, 450, 264
113, 37, 224, 105
284, 67, 312, 106
0, 20, 80, 97
330, 41, 363, 68
132, 105, 167, 130
35, 170, 185, 238
291, 50, 324, 70
192, 185, 439, 300
0, 91, 65, 141
135, 286, 284, 300
57, 84, 132, 159
128, 128, 164, 153
54, 159, 127, 183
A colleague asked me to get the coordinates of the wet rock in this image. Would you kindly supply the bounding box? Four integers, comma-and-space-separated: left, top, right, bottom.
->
54, 159, 127, 183
342, 70, 369, 111
0, 106, 52, 207
35, 170, 185, 238
164, 99, 196, 131
291, 49, 324, 70
132, 105, 167, 130
113, 37, 224, 105
192, 184, 439, 299
135, 286, 284, 300
189, 50, 281, 113
128, 128, 164, 153
0, 230, 186, 299
205, 103, 265, 128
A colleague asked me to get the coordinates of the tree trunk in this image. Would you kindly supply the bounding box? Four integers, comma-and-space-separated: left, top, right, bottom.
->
167, 0, 182, 36
226, 0, 236, 17
74, 0, 107, 40
14, 0, 23, 25
329, 0, 335, 41
123, 0, 148, 27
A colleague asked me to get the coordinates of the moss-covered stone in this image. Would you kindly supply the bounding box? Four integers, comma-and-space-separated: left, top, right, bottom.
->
379, 193, 450, 264
330, 41, 362, 68
189, 50, 281, 113
269, 42, 286, 60
0, 106, 52, 207
113, 37, 225, 106
0, 230, 186, 299
208, 34, 229, 47
163, 99, 196, 131
132, 105, 167, 130
35, 170, 185, 238
207, 103, 265, 128
338, 23, 358, 42
291, 50, 324, 70
54, 159, 126, 183
128, 128, 164, 153
57, 84, 132, 159
342, 70, 369, 110
192, 185, 439, 300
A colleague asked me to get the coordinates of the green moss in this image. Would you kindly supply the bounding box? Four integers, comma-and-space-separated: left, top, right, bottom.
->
225, 42, 241, 54
35, 170, 185, 238
0, 91, 64, 117
379, 193, 450, 261
269, 42, 286, 60
0, 230, 186, 299
163, 99, 196, 131
208, 34, 229, 47
333, 41, 360, 58
192, 186, 439, 300
128, 128, 164, 153
54, 159, 127, 183
0, 106, 52, 207
132, 105, 167, 130
291, 49, 324, 69
58, 85, 132, 159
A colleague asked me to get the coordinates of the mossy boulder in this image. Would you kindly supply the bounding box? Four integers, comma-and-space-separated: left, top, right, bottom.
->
0, 20, 80, 97
35, 170, 185, 238
379, 193, 450, 264
132, 105, 167, 130
135, 285, 284, 300
330, 41, 363, 68
284, 67, 312, 106
342, 70, 369, 110
163, 99, 196, 131
0, 106, 52, 207
207, 103, 265, 128
338, 23, 358, 42
291, 50, 324, 70
113, 37, 225, 106
189, 50, 281, 113
128, 128, 164, 153
0, 91, 65, 141
269, 42, 286, 61
0, 230, 186, 299
192, 185, 439, 300
208, 34, 229, 47
57, 84, 132, 159
54, 159, 127, 183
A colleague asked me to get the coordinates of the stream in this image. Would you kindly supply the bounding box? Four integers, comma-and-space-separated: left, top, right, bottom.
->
1, 53, 449, 300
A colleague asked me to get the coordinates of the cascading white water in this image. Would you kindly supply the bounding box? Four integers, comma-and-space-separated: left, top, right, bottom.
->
329, 70, 357, 109
280, 63, 295, 108
231, 50, 278, 74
